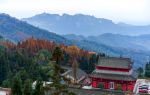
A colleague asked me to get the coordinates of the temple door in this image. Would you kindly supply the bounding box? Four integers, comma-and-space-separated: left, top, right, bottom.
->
109, 82, 114, 89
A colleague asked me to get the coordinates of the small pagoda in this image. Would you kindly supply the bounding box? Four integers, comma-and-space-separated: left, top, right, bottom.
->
90, 57, 138, 91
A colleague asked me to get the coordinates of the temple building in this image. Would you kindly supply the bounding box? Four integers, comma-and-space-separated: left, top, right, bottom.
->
90, 57, 138, 91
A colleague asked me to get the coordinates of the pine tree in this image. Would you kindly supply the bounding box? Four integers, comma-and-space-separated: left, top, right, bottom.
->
12, 75, 22, 95
52, 46, 64, 65
145, 61, 150, 77
45, 62, 75, 95
23, 79, 32, 95
137, 67, 144, 78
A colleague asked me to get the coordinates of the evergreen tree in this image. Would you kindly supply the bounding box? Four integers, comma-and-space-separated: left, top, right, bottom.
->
52, 46, 63, 65
145, 61, 150, 77
23, 79, 32, 95
46, 62, 75, 95
88, 55, 96, 73
0, 48, 9, 85
12, 75, 22, 95
2, 71, 13, 88
137, 67, 144, 78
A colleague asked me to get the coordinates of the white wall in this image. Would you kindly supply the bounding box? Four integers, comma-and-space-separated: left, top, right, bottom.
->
0, 91, 6, 95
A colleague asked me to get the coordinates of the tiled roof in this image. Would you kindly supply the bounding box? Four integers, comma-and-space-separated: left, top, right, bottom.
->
66, 68, 87, 80
62, 67, 87, 80
90, 70, 138, 81
97, 57, 132, 69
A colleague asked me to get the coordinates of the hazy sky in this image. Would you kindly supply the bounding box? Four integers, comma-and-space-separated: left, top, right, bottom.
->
0, 0, 150, 25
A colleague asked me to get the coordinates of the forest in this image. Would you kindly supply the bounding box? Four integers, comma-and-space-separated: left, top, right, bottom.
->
0, 37, 105, 95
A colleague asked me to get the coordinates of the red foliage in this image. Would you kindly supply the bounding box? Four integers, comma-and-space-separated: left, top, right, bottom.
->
1, 37, 94, 58
17, 38, 55, 53
0, 41, 15, 48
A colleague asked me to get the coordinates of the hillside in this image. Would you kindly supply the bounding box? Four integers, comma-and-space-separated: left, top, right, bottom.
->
63, 34, 150, 68
0, 13, 149, 68
0, 35, 3, 41
63, 33, 150, 52
0, 13, 70, 44
0, 35, 3, 39
0, 13, 125, 55
22, 13, 150, 36
0, 13, 117, 52
87, 33, 150, 51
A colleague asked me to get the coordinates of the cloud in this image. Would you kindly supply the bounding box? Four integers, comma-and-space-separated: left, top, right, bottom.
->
0, 0, 149, 25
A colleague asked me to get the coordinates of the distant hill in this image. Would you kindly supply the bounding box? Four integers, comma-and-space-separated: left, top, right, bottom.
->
64, 33, 150, 51
0, 13, 149, 68
22, 13, 150, 36
0, 13, 123, 55
63, 34, 85, 41
88, 33, 150, 51
63, 33, 150, 68
0, 35, 3, 39
0, 13, 70, 44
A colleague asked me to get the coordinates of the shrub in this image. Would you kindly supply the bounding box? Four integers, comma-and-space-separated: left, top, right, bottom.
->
116, 84, 122, 91
98, 82, 104, 89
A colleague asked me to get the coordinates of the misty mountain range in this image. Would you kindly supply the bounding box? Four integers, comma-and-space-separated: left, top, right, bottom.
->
0, 13, 70, 44
22, 13, 150, 36
0, 13, 127, 55
0, 13, 150, 68
63, 33, 150, 52
22, 13, 150, 68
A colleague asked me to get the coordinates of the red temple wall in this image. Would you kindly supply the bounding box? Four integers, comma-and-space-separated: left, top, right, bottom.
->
91, 78, 136, 91
92, 81, 97, 88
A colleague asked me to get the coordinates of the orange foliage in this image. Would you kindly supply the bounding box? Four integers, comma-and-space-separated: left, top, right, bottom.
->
17, 38, 55, 53
0, 41, 15, 48
13, 37, 93, 58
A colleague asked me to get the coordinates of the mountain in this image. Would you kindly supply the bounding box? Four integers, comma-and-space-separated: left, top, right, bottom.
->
63, 33, 150, 68
0, 13, 70, 44
22, 13, 150, 36
64, 33, 150, 52
0, 13, 124, 55
62, 34, 85, 41
0, 35, 3, 39
88, 33, 150, 51
0, 13, 149, 68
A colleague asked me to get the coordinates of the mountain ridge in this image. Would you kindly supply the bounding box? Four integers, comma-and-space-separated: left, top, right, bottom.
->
22, 13, 150, 36
1, 13, 150, 68
64, 33, 150, 51
0, 13, 125, 55
0, 13, 71, 44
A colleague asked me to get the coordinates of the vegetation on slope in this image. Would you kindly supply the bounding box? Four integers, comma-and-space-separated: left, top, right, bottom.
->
0, 38, 105, 94
0, 13, 71, 44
